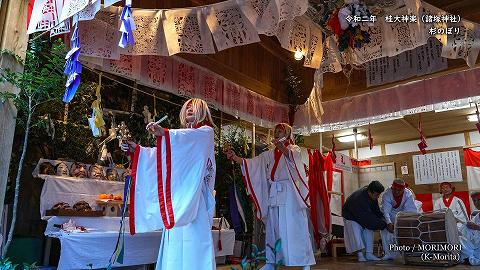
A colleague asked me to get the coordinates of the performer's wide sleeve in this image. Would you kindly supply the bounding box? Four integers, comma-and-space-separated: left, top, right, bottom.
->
403, 192, 419, 213
381, 192, 394, 224
129, 146, 165, 233
455, 198, 468, 223
241, 152, 269, 221
129, 126, 215, 234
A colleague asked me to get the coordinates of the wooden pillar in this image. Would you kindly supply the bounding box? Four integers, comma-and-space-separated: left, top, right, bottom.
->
0, 0, 28, 224
353, 128, 358, 159
319, 132, 322, 152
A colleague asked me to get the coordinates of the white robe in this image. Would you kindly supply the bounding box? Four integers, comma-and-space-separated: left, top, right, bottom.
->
380, 188, 418, 257
241, 145, 315, 266
434, 196, 468, 224
343, 219, 375, 254
459, 213, 480, 265
129, 126, 216, 270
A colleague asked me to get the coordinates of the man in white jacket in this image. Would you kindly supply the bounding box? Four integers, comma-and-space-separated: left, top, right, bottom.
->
434, 182, 468, 224
380, 179, 418, 260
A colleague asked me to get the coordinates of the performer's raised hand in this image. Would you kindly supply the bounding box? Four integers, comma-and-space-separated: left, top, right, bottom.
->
120, 140, 137, 153
146, 122, 165, 137
223, 145, 242, 164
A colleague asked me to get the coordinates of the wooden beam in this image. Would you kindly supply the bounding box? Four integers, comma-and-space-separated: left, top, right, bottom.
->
400, 118, 419, 134
258, 36, 293, 65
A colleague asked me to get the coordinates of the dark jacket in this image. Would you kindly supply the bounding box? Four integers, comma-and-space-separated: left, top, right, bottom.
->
342, 186, 386, 230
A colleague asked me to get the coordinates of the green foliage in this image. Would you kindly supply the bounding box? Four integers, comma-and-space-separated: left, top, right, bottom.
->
214, 123, 254, 232
0, 258, 17, 270
284, 66, 302, 106
230, 240, 283, 270
0, 258, 37, 270
0, 38, 66, 115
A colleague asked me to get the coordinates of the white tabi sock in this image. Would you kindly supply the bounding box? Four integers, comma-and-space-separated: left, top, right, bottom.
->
358, 251, 367, 262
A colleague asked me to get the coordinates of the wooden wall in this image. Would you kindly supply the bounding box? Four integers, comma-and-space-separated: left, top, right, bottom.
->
368, 147, 469, 195
130, 0, 315, 104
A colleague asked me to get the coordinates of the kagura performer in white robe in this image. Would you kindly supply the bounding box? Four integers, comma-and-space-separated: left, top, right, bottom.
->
122, 98, 216, 270
434, 182, 468, 224
380, 179, 418, 260
459, 192, 480, 265
225, 123, 315, 270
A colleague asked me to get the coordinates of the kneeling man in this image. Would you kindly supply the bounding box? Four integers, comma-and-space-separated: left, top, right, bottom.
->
343, 181, 386, 262
380, 179, 418, 260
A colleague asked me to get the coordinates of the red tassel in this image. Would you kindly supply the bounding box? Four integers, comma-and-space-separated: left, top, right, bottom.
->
418, 115, 427, 154
476, 103, 480, 134
368, 126, 373, 150
218, 218, 223, 251
218, 238, 223, 251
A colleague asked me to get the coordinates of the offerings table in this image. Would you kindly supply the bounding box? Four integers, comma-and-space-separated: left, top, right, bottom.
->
44, 217, 235, 269
40, 175, 235, 269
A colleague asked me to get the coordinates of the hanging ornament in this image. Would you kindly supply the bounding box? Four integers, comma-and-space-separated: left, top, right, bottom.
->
89, 73, 106, 137
62, 103, 69, 141
368, 125, 373, 150
475, 103, 480, 134
331, 135, 337, 163
118, 0, 136, 48
142, 106, 153, 124
63, 15, 82, 103
417, 115, 427, 154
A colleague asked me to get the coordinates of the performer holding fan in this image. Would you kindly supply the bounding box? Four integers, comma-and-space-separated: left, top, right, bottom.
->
121, 98, 216, 270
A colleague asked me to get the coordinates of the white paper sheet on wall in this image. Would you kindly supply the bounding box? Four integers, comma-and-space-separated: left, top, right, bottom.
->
413, 150, 462, 185
358, 163, 396, 189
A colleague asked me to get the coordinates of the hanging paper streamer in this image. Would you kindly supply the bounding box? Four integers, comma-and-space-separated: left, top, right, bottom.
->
107, 175, 132, 268
417, 115, 427, 154
63, 15, 82, 103
475, 103, 480, 133
118, 0, 136, 48
368, 126, 373, 150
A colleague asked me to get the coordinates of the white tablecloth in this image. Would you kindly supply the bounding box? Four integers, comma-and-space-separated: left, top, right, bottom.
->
45, 217, 235, 269
40, 176, 125, 218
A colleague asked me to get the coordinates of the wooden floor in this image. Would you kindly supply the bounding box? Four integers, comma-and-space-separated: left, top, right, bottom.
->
218, 256, 477, 270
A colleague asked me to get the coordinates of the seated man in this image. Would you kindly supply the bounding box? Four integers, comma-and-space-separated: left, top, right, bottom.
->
380, 179, 418, 260
460, 192, 480, 265
434, 182, 468, 224
343, 181, 386, 262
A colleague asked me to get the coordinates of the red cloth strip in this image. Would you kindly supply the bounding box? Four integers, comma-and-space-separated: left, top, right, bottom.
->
270, 149, 282, 181
156, 129, 175, 229
242, 159, 263, 220
129, 145, 140, 235
442, 195, 454, 208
